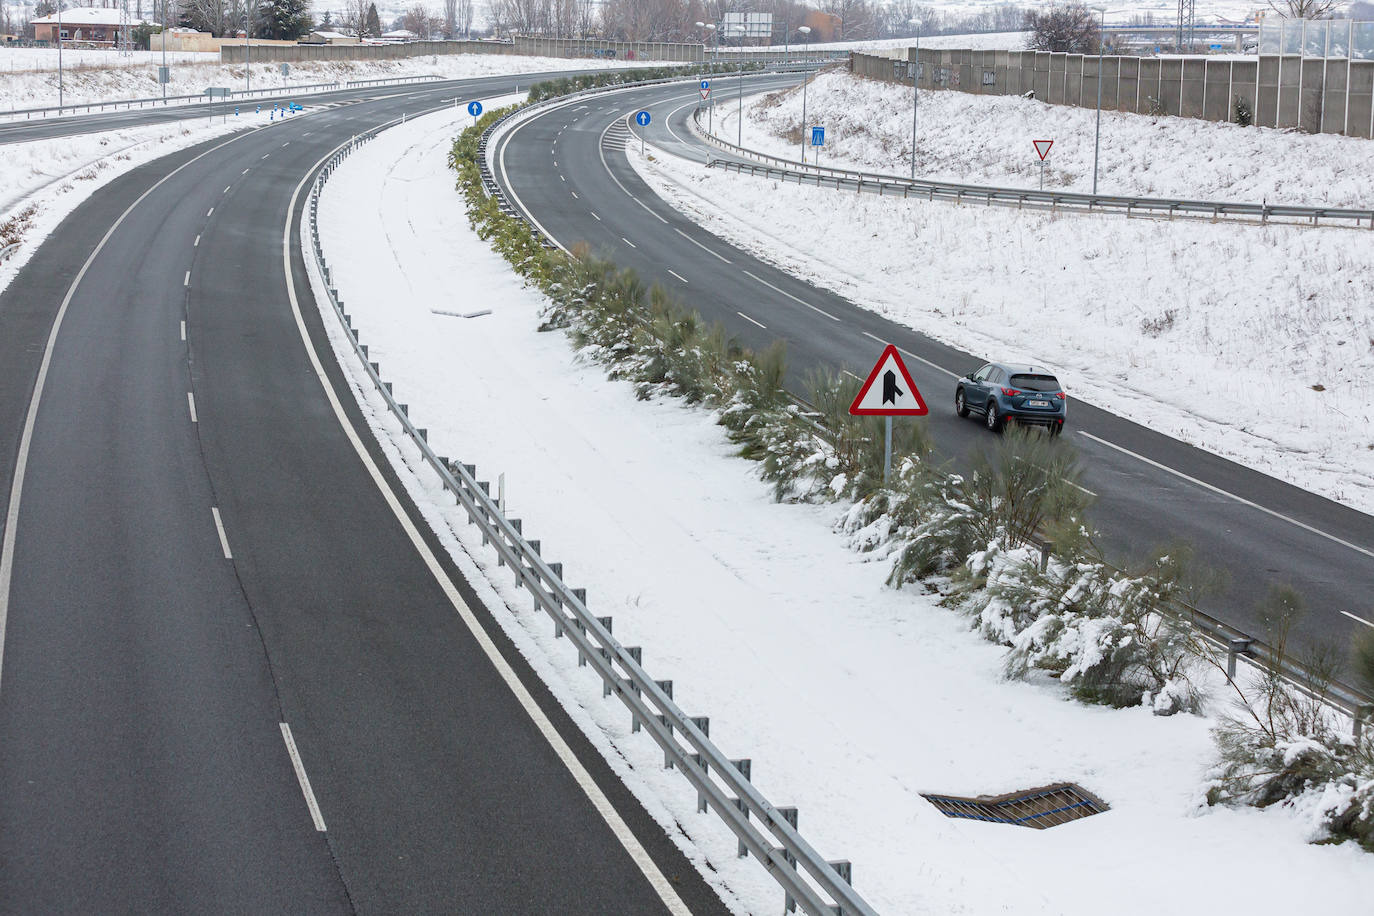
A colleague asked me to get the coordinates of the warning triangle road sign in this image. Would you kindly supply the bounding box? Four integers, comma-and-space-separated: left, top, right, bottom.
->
1033, 139, 1054, 161
849, 345, 928, 416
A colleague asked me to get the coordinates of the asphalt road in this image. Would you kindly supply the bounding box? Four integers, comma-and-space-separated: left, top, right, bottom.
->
492, 75, 1374, 659
0, 77, 733, 914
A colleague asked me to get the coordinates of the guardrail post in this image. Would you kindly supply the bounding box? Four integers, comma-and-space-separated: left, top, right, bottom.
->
1227, 638, 1254, 679
1355, 704, 1373, 739
1039, 540, 1052, 572
731, 758, 753, 857
778, 806, 800, 912
634, 679, 672, 733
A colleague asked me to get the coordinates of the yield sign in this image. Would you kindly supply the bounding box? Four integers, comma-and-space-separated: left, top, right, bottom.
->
849, 345, 928, 416
1033, 139, 1054, 160
700, 87, 711, 99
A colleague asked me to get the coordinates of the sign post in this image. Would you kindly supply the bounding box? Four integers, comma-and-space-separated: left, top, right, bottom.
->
1033, 139, 1053, 190
848, 344, 928, 486
810, 125, 825, 166
635, 109, 651, 156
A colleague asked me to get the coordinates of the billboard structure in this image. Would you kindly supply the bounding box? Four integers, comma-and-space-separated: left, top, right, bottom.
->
722, 11, 773, 41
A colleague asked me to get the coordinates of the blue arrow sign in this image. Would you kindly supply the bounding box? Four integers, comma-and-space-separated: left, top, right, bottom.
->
811, 126, 825, 146
635, 110, 651, 126
467, 100, 483, 117
700, 79, 710, 90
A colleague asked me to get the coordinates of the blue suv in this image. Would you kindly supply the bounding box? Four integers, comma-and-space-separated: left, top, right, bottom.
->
955, 362, 1066, 434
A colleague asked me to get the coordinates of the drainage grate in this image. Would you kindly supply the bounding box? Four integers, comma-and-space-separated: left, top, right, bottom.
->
921, 783, 1108, 829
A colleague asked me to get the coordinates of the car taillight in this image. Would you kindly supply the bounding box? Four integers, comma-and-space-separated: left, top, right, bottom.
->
1055, 392, 1066, 400
1000, 387, 1021, 396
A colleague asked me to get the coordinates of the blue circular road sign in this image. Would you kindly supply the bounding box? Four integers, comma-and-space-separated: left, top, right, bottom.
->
700, 79, 710, 90
635, 110, 651, 126
468, 100, 483, 117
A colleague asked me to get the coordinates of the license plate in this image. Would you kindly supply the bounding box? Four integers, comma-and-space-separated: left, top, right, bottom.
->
1027, 399, 1049, 408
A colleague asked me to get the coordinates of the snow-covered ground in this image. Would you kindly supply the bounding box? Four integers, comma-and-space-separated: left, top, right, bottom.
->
310, 103, 1374, 915
640, 79, 1374, 516
0, 51, 659, 111
717, 69, 1374, 209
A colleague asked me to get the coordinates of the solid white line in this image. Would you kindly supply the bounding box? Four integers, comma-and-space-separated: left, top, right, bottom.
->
210, 507, 232, 559
597, 117, 669, 225
194, 235, 201, 247
286, 141, 690, 915
667, 269, 687, 284
0, 129, 265, 692
279, 722, 327, 832
674, 227, 730, 263
621, 237, 636, 248
738, 311, 766, 329
843, 369, 862, 381
184, 270, 190, 287
187, 392, 198, 423
741, 268, 839, 321
591, 211, 601, 221
1077, 430, 1374, 560
1341, 610, 1374, 629
180, 320, 186, 341
862, 331, 885, 343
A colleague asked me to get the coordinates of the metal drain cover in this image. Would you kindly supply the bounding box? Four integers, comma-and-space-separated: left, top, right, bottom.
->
922, 783, 1108, 829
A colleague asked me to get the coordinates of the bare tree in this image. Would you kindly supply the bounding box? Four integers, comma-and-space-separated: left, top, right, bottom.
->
443, 0, 456, 35
818, 0, 877, 41
1268, 0, 1346, 17
401, 1, 442, 36
341, 0, 368, 35
1024, 2, 1100, 53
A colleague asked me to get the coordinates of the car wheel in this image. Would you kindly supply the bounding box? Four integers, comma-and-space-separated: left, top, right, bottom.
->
955, 389, 970, 418
1049, 423, 1063, 438
985, 401, 1003, 433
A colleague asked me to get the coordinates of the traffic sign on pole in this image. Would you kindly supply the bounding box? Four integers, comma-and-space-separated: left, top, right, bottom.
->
1032, 139, 1053, 160
635, 110, 651, 126
700, 79, 710, 90
849, 345, 927, 416
810, 126, 825, 146
700, 88, 711, 100
467, 100, 483, 117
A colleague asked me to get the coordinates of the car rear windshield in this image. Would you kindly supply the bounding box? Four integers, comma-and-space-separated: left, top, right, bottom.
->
1010, 374, 1060, 392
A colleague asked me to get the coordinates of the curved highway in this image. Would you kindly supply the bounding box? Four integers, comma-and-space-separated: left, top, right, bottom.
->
0, 76, 731, 914
492, 74, 1374, 656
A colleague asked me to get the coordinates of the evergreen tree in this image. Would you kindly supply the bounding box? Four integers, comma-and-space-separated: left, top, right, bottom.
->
255, 0, 314, 39
321, 9, 332, 27
364, 3, 381, 37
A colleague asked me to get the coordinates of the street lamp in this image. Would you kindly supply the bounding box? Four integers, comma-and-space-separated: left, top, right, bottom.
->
57, 0, 63, 109
909, 18, 920, 180
694, 21, 716, 64
1092, 6, 1106, 195
797, 25, 811, 161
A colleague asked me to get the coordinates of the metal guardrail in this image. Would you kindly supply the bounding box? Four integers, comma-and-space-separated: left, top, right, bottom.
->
0, 75, 443, 122
0, 241, 19, 263
310, 93, 879, 916
689, 109, 1374, 230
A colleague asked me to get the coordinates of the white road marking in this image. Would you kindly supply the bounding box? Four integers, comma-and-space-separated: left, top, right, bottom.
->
1341, 611, 1374, 629
279, 723, 327, 832
1077, 430, 1374, 561
283, 147, 690, 915
194, 235, 200, 247
187, 392, 197, 423
210, 507, 232, 559
862, 331, 885, 343
282, 142, 290, 147
302, 131, 311, 136
897, 346, 960, 379
674, 228, 730, 263
738, 311, 766, 329
621, 237, 636, 248
242, 168, 250, 175
180, 320, 186, 341
223, 186, 230, 193
183, 270, 190, 287
0, 130, 268, 693
207, 207, 214, 216
741, 269, 840, 321
591, 211, 601, 221
597, 117, 669, 225
667, 269, 687, 284
560, 174, 565, 181
570, 190, 578, 199
261, 154, 270, 160
843, 369, 862, 382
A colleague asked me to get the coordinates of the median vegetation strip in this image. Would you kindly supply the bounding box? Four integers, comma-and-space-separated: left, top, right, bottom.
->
451, 90, 1374, 851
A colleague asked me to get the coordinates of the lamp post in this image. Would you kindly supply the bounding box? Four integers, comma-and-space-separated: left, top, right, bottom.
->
1092, 6, 1106, 195
245, 0, 251, 93
909, 18, 920, 180
57, 0, 63, 109
160, 0, 167, 100
798, 25, 811, 162
695, 20, 715, 65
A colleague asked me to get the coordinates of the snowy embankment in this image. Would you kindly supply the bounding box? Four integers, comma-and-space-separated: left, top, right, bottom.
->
0, 109, 295, 297
0, 50, 650, 111
311, 104, 1374, 914
640, 81, 1374, 516
719, 69, 1373, 208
